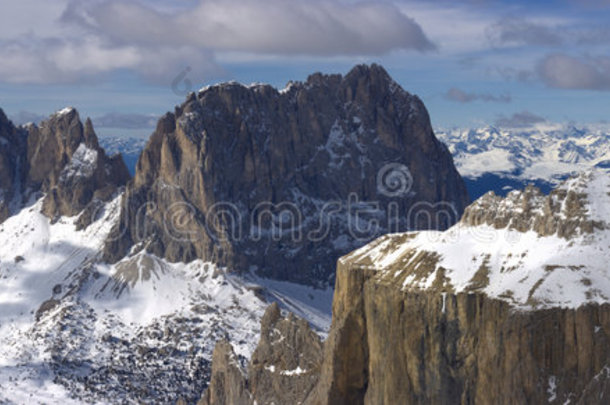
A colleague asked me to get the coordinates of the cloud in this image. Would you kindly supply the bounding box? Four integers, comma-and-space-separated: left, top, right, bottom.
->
537, 53, 610, 90
92, 112, 158, 129
494, 111, 547, 128
486, 17, 563, 47
66, 0, 435, 55
445, 87, 511, 103
0, 0, 435, 85
0, 35, 224, 84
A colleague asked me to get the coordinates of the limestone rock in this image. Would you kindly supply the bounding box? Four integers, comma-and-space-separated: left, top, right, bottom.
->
200, 303, 323, 405
104, 64, 469, 286
0, 109, 27, 222
0, 107, 130, 225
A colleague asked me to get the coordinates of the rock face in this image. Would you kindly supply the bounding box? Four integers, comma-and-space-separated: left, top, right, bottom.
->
0, 107, 130, 225
104, 64, 469, 285
202, 171, 610, 404
199, 303, 323, 405
0, 109, 27, 222
307, 265, 609, 405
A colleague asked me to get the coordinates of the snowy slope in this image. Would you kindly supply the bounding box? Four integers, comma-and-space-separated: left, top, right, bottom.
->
0, 194, 331, 403
342, 169, 610, 310
436, 123, 610, 198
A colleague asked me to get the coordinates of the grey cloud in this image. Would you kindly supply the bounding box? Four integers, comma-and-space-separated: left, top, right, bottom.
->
0, 0, 436, 85
93, 113, 158, 129
63, 0, 436, 55
494, 111, 547, 128
445, 87, 511, 103
486, 17, 563, 47
537, 53, 610, 90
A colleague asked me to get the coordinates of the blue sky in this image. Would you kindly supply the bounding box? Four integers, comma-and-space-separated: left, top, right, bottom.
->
0, 0, 609, 135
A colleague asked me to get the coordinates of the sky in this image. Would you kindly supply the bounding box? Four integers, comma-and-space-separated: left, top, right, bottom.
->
0, 0, 609, 137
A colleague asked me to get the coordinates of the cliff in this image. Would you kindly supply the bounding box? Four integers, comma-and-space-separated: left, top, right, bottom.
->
104, 64, 469, 286
203, 170, 610, 404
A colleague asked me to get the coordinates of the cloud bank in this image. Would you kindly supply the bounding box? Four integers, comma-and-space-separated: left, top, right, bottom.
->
0, 0, 435, 84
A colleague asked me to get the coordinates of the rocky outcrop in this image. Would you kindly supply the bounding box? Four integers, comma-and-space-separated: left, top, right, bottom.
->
104, 64, 469, 286
202, 171, 610, 404
26, 108, 131, 222
199, 303, 323, 405
0, 107, 130, 225
306, 262, 609, 405
460, 171, 605, 238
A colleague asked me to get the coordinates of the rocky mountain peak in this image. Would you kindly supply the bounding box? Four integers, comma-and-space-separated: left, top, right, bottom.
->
0, 107, 130, 225
104, 64, 469, 286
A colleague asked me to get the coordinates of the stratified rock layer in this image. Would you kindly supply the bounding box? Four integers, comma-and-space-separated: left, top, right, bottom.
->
307, 261, 609, 405
104, 64, 469, 285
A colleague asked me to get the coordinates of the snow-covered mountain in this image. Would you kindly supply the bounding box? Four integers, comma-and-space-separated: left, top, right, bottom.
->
346, 168, 610, 309
436, 123, 610, 199
0, 195, 331, 403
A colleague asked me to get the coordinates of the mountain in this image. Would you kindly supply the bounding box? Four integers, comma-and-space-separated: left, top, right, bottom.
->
0, 65, 471, 402
436, 124, 610, 199
203, 169, 610, 404
0, 107, 130, 225
98, 122, 610, 205
103, 64, 469, 287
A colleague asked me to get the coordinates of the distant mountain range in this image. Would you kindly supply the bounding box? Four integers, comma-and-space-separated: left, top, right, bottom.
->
436, 123, 610, 198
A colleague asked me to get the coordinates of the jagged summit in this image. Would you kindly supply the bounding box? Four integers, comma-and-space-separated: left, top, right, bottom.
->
342, 169, 610, 309
0, 107, 130, 224
461, 169, 607, 238
196, 63, 405, 99
104, 64, 469, 286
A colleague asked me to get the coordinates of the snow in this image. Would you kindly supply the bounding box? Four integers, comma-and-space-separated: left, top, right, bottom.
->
247, 275, 333, 335
343, 170, 610, 310
59, 143, 98, 181
436, 124, 610, 184
55, 107, 74, 117
0, 192, 334, 402
457, 149, 514, 178
548, 376, 557, 402
281, 366, 306, 376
